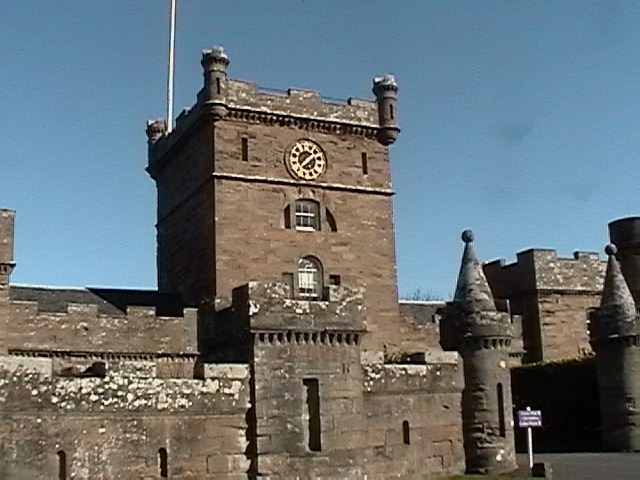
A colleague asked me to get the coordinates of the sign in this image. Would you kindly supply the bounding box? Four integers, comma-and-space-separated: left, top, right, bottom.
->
518, 409, 542, 428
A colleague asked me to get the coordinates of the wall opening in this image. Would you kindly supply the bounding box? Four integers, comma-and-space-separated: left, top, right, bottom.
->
329, 274, 341, 286
282, 272, 294, 298
57, 450, 67, 480
497, 383, 506, 437
389, 103, 394, 120
325, 208, 337, 232
402, 420, 410, 445
303, 378, 322, 451
241, 137, 249, 161
158, 448, 168, 478
361, 152, 368, 175
216, 77, 221, 95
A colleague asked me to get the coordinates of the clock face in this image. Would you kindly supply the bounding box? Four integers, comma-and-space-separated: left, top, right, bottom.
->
286, 140, 326, 180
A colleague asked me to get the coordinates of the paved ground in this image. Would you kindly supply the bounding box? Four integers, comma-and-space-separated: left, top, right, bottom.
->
515, 452, 640, 479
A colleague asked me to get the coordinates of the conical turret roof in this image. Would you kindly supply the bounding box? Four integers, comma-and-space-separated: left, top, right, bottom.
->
453, 230, 496, 313
600, 243, 636, 322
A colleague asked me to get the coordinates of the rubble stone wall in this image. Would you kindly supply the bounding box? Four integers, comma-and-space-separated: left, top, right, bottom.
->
0, 357, 250, 479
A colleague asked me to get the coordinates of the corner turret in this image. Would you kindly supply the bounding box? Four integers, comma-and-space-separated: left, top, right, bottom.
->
0, 209, 16, 285
200, 45, 229, 119
441, 230, 517, 475
591, 243, 640, 451
372, 74, 399, 145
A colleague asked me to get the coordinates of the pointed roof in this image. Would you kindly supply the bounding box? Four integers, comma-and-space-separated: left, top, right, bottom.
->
600, 243, 636, 321
453, 230, 496, 312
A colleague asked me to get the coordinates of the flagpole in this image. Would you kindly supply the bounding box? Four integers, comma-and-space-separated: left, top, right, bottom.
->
166, 0, 177, 133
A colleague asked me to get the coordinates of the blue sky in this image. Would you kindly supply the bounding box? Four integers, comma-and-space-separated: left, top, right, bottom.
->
1, 1, 638, 298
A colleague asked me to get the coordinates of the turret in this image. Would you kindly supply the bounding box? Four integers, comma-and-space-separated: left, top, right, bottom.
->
372, 74, 399, 145
0, 209, 15, 355
591, 244, 640, 451
609, 217, 640, 305
441, 230, 517, 474
0, 209, 15, 286
201, 45, 229, 119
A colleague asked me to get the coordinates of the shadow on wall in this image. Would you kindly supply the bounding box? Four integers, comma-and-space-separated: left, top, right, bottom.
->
511, 357, 601, 453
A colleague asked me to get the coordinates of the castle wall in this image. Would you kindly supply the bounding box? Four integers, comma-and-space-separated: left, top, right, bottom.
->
397, 301, 444, 352
484, 249, 605, 363
6, 300, 197, 355
0, 357, 250, 479
153, 122, 215, 304
230, 282, 465, 479
362, 361, 465, 478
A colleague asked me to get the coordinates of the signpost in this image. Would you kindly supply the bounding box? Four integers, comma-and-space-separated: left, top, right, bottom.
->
518, 407, 542, 469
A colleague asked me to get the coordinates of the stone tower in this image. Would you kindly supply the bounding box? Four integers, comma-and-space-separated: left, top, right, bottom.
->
441, 230, 517, 474
590, 242, 640, 450
146, 45, 408, 356
0, 209, 15, 355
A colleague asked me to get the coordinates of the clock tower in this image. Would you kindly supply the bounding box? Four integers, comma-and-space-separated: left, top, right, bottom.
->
146, 46, 403, 355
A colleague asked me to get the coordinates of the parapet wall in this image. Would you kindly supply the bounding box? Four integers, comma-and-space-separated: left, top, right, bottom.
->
6, 288, 198, 355
0, 355, 250, 478
485, 249, 605, 295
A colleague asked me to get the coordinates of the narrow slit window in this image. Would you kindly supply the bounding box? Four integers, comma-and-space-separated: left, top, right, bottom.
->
215, 77, 221, 95
284, 205, 291, 229
402, 420, 410, 445
303, 378, 322, 451
361, 152, 368, 175
497, 383, 506, 438
57, 450, 67, 480
325, 208, 337, 232
282, 272, 294, 298
389, 103, 394, 120
158, 448, 168, 479
241, 137, 249, 161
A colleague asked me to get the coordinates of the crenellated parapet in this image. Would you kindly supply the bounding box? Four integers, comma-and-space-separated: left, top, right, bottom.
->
147, 44, 399, 174
7, 286, 198, 355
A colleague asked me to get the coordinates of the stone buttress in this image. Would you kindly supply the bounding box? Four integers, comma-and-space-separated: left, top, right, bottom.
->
441, 230, 517, 474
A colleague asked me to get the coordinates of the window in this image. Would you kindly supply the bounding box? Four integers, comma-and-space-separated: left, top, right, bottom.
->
303, 378, 322, 451
158, 448, 168, 478
57, 450, 67, 480
295, 200, 319, 231
241, 137, 248, 161
361, 152, 368, 175
215, 77, 221, 95
282, 272, 294, 298
402, 420, 411, 445
497, 383, 506, 438
389, 103, 394, 120
329, 274, 341, 286
298, 257, 322, 299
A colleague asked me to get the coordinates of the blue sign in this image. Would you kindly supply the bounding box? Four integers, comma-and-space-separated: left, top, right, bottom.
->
518, 410, 542, 428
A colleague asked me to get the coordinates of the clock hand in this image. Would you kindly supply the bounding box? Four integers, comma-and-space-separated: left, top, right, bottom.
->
300, 154, 317, 169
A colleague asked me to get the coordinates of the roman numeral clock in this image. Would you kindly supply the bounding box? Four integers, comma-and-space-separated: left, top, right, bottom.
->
285, 139, 326, 180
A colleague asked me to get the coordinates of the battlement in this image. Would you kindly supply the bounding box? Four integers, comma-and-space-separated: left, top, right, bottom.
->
6, 286, 198, 355
236, 281, 366, 333
485, 248, 606, 295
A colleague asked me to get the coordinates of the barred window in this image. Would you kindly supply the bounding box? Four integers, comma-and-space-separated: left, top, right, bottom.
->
298, 257, 322, 299
295, 200, 319, 231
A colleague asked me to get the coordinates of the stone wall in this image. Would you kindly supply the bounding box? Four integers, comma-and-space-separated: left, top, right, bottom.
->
226, 282, 465, 479
485, 249, 605, 362
363, 360, 465, 478
6, 288, 197, 355
0, 356, 250, 479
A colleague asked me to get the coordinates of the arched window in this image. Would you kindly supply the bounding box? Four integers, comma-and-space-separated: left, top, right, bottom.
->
57, 450, 67, 480
295, 200, 320, 231
298, 257, 322, 299
158, 448, 168, 478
